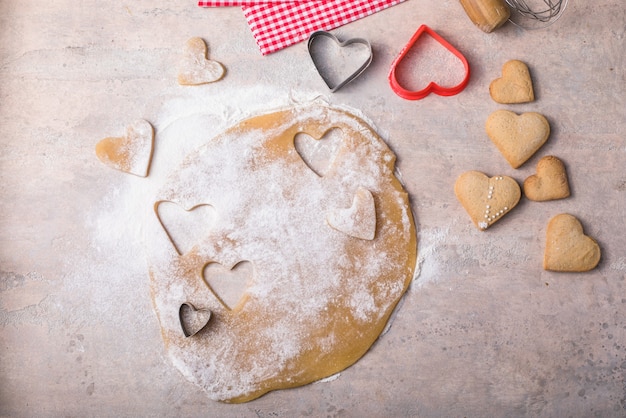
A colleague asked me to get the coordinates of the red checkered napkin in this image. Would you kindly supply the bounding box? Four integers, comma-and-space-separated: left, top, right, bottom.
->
198, 1, 267, 5
198, 1, 407, 55
198, 1, 322, 5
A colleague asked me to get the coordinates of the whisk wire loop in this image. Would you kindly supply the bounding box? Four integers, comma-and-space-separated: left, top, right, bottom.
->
505, 0, 567, 26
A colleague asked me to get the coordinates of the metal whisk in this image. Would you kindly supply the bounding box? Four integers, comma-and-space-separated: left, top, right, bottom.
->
505, 0, 568, 28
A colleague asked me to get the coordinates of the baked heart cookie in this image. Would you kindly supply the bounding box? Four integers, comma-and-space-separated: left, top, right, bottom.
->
486, 110, 550, 168
454, 171, 521, 230
95, 119, 154, 177
489, 60, 534, 104
544, 213, 601, 272
146, 104, 417, 403
524, 155, 570, 201
178, 37, 225, 85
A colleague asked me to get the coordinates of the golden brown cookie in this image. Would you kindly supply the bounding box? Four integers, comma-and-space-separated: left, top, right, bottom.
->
524, 155, 570, 201
486, 110, 550, 168
489, 60, 534, 104
454, 171, 521, 230
544, 213, 601, 272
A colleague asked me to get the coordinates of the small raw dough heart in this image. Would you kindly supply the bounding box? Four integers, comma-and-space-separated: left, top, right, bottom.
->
294, 128, 343, 177
178, 37, 225, 85
95, 119, 154, 177
179, 303, 212, 338
454, 171, 521, 231
327, 187, 376, 240
486, 110, 550, 169
203, 261, 254, 310
490, 60, 534, 104
544, 213, 601, 272
524, 155, 570, 201
155, 202, 216, 255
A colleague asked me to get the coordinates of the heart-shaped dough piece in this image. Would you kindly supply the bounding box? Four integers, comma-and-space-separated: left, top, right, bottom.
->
179, 303, 212, 338
454, 171, 521, 230
544, 213, 601, 272
327, 187, 376, 240
524, 155, 570, 201
178, 37, 225, 85
489, 60, 534, 104
95, 119, 154, 177
486, 110, 550, 168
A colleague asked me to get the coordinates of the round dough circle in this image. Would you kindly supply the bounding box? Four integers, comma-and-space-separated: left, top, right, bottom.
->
146, 104, 417, 402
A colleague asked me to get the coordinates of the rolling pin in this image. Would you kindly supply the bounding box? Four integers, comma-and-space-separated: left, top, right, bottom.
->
459, 0, 511, 33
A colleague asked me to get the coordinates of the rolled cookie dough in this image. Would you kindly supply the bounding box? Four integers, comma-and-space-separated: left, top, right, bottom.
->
146, 104, 417, 402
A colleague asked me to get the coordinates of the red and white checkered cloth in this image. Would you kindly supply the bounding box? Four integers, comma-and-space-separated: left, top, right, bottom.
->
198, 1, 407, 55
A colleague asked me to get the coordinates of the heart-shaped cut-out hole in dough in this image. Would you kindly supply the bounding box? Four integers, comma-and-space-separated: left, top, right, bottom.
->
178, 37, 225, 85
389, 25, 470, 100
179, 302, 212, 338
489, 59, 534, 104
327, 187, 376, 240
155, 201, 217, 255
454, 171, 521, 231
524, 155, 570, 201
294, 128, 343, 177
203, 261, 254, 310
544, 213, 601, 272
95, 119, 154, 177
308, 31, 372, 92
485, 110, 550, 169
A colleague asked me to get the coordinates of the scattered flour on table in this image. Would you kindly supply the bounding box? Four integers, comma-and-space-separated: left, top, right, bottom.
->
88, 84, 417, 402
85, 86, 322, 324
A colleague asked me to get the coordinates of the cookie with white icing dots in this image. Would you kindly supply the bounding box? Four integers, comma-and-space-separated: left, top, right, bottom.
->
454, 171, 521, 231
145, 104, 417, 403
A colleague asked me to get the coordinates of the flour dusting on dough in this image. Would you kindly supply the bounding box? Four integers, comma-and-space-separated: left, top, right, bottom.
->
177, 37, 225, 85
145, 102, 417, 403
95, 119, 154, 177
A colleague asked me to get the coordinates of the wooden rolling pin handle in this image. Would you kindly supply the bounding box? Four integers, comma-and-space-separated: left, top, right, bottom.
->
459, 0, 511, 33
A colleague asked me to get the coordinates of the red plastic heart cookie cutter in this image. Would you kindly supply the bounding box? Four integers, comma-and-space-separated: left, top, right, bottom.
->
389, 25, 470, 100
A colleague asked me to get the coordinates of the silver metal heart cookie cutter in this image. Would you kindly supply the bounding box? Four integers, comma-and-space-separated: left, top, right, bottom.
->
179, 302, 212, 338
307, 31, 373, 92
